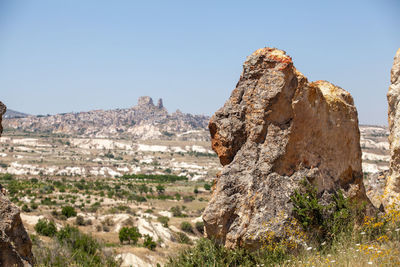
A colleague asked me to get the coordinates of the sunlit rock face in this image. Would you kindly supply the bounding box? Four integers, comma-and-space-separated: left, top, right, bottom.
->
203, 47, 373, 249
0, 102, 35, 266
385, 48, 400, 207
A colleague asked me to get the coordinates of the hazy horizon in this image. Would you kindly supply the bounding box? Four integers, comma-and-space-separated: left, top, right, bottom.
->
1, 0, 399, 125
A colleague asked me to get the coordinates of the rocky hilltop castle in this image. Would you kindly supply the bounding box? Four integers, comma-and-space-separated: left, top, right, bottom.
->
3, 96, 210, 140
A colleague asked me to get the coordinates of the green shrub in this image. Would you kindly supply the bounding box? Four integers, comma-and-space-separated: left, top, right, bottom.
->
180, 222, 193, 233
170, 206, 187, 217
158, 216, 169, 228
35, 219, 57, 237
143, 234, 156, 250
156, 184, 165, 194
119, 226, 141, 244
204, 183, 211, 191
167, 238, 288, 266
1, 173, 13, 180
290, 179, 363, 243
122, 173, 187, 182
61, 206, 77, 218
195, 221, 204, 234
55, 225, 118, 266
22, 204, 31, 212
175, 232, 192, 245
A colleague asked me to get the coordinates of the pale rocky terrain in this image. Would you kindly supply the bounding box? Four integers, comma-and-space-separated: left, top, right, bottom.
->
3, 96, 210, 141
0, 135, 219, 181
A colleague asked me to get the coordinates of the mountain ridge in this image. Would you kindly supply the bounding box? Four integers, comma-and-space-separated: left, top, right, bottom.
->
3, 96, 210, 141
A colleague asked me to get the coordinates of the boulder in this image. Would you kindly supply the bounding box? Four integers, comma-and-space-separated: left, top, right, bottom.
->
385, 48, 400, 207
0, 102, 34, 266
203, 47, 372, 249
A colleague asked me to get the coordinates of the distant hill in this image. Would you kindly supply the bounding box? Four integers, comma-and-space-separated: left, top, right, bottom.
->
4, 109, 29, 119
3, 96, 210, 141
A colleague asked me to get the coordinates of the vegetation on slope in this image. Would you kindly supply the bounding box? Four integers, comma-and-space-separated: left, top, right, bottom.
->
168, 182, 400, 266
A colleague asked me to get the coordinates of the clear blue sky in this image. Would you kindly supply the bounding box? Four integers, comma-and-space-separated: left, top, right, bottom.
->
0, 0, 399, 125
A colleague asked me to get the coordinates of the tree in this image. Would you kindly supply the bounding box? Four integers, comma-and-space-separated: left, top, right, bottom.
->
156, 184, 165, 195
119, 226, 141, 245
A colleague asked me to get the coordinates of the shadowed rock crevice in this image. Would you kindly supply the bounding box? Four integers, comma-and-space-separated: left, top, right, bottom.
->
202, 47, 373, 249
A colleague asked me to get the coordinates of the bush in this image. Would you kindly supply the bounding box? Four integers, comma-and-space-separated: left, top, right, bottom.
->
180, 222, 193, 233
22, 204, 31, 212
61, 206, 77, 218
167, 238, 287, 266
32, 226, 120, 267
1, 173, 13, 180
35, 219, 57, 237
158, 216, 169, 228
54, 225, 120, 266
75, 215, 85, 226
143, 234, 156, 250
170, 206, 187, 217
156, 184, 165, 194
175, 232, 192, 245
204, 183, 211, 191
290, 179, 362, 243
195, 221, 204, 234
119, 226, 141, 245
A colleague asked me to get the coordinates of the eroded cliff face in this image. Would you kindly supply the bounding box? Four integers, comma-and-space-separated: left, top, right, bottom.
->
0, 101, 5, 135
203, 48, 371, 249
0, 101, 34, 266
385, 48, 400, 207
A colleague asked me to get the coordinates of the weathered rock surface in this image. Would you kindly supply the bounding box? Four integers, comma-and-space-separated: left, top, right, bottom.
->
0, 102, 34, 266
385, 48, 400, 207
0, 101, 5, 135
203, 47, 372, 249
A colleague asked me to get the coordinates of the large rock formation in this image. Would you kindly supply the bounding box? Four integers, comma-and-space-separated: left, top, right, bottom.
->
0, 101, 34, 266
203, 47, 372, 249
385, 48, 400, 207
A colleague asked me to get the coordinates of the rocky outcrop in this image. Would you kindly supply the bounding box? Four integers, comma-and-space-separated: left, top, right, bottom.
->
203, 47, 372, 249
3, 97, 210, 141
0, 102, 34, 266
0, 101, 5, 135
385, 48, 400, 207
